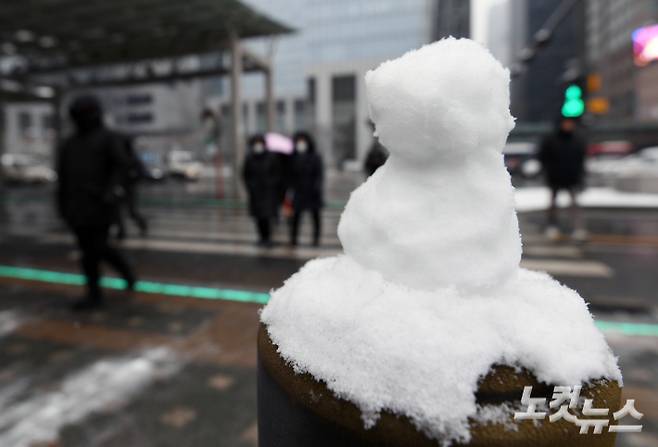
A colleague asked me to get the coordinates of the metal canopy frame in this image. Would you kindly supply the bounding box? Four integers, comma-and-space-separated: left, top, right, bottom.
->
0, 0, 290, 71
0, 0, 292, 194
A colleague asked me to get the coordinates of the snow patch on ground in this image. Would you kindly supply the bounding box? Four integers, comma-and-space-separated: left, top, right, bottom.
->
0, 310, 25, 337
515, 186, 658, 213
0, 347, 180, 446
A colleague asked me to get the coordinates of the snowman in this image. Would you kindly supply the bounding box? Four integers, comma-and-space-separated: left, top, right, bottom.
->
338, 38, 519, 291
260, 38, 621, 446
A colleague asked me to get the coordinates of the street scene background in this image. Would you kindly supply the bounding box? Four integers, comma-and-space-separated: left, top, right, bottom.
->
1, 0, 658, 446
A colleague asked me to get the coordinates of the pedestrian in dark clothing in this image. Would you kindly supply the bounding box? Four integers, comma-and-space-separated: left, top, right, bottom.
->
363, 141, 388, 177
538, 118, 587, 240
289, 132, 324, 246
56, 95, 136, 310
243, 135, 280, 247
363, 120, 388, 177
115, 135, 148, 239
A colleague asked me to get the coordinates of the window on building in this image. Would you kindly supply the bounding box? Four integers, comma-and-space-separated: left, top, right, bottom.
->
42, 113, 53, 131
256, 102, 267, 133
331, 74, 357, 168
294, 99, 308, 131
126, 112, 153, 124
276, 100, 286, 132
18, 111, 32, 136
126, 93, 153, 105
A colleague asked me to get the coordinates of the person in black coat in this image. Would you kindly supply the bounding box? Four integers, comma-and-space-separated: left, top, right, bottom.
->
56, 95, 136, 310
115, 135, 148, 239
538, 118, 587, 239
289, 132, 324, 246
363, 120, 388, 177
243, 135, 280, 247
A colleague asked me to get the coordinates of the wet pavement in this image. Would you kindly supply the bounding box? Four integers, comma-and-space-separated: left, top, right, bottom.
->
1, 178, 657, 446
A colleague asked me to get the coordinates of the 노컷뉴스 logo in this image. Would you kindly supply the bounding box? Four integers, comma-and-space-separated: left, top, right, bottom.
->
514, 385, 643, 434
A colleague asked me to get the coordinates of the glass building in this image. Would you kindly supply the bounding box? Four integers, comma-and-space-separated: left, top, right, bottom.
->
214, 0, 469, 168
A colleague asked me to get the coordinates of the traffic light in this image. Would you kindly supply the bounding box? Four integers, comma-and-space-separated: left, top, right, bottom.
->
561, 84, 585, 118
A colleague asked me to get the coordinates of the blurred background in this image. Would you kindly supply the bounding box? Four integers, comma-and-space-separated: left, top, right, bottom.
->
0, 0, 657, 446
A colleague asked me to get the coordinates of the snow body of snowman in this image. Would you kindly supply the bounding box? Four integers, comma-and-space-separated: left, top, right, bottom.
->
261, 38, 620, 445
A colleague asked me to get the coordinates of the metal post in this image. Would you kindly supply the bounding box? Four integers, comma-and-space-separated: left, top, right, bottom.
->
265, 67, 275, 132
0, 99, 5, 188
230, 34, 244, 199
51, 88, 63, 147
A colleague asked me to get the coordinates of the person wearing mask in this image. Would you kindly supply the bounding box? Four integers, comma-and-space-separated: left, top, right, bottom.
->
56, 95, 136, 310
243, 135, 280, 247
538, 117, 587, 241
289, 132, 324, 246
115, 135, 148, 239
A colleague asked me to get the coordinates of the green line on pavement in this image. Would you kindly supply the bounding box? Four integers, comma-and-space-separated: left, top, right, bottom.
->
0, 265, 270, 305
2, 264, 658, 336
594, 320, 658, 338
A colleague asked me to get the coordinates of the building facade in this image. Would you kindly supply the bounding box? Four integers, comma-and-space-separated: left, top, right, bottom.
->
434, 0, 471, 40
218, 0, 470, 169
508, 0, 584, 123
585, 0, 658, 122
2, 102, 54, 158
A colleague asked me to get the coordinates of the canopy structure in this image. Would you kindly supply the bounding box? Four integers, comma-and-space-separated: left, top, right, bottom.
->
0, 0, 290, 72
0, 0, 292, 190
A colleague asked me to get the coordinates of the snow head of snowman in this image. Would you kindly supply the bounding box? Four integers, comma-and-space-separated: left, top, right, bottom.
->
338, 38, 522, 291
366, 38, 515, 163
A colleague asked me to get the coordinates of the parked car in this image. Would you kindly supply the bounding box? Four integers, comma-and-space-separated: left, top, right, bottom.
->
1, 153, 56, 185
503, 141, 541, 178
166, 150, 203, 181
587, 140, 633, 158
139, 151, 166, 181
587, 145, 658, 182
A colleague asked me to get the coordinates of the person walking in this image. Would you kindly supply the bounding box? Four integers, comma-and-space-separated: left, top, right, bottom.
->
243, 135, 280, 247
538, 117, 587, 241
56, 95, 137, 310
289, 132, 324, 246
115, 135, 148, 239
363, 120, 388, 177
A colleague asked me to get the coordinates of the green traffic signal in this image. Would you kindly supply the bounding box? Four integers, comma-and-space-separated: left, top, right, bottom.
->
561, 84, 585, 118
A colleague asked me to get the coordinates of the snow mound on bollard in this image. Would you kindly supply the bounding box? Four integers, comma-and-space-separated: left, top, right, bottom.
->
261, 38, 621, 445
262, 258, 620, 444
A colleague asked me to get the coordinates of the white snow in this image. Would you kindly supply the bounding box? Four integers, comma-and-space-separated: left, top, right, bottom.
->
515, 186, 658, 212
262, 258, 621, 444
339, 38, 519, 291
261, 38, 621, 445
0, 348, 180, 446
0, 310, 25, 337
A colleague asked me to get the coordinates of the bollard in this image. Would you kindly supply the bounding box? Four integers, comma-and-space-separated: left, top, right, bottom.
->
258, 325, 621, 447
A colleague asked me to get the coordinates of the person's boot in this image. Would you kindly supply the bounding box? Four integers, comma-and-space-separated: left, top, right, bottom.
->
138, 218, 148, 237
71, 295, 104, 311
126, 277, 136, 292
571, 228, 589, 242
545, 225, 560, 241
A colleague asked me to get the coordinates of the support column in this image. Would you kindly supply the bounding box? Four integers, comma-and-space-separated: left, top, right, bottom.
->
230, 34, 244, 198
0, 99, 5, 187
355, 69, 370, 164
265, 68, 275, 132
314, 73, 332, 166
284, 96, 295, 134
51, 88, 64, 146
